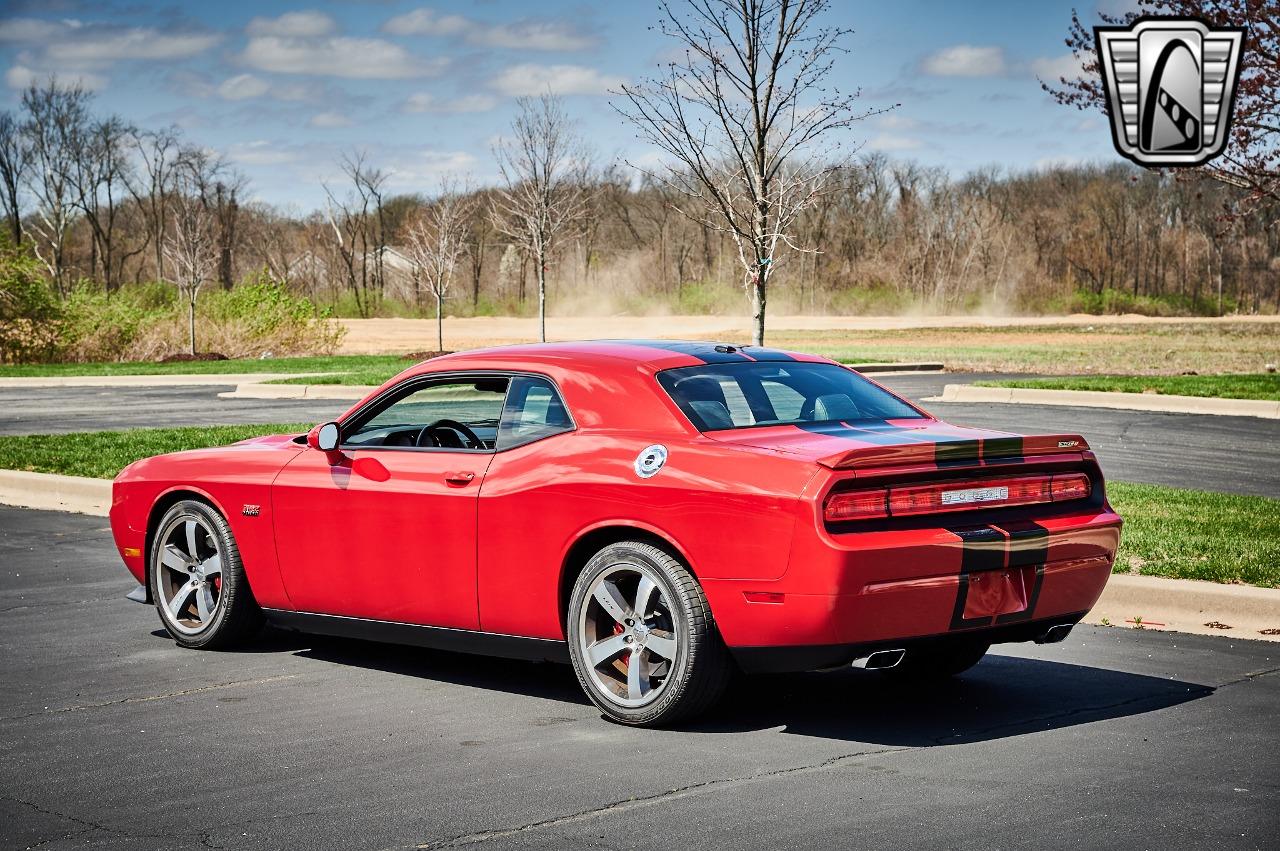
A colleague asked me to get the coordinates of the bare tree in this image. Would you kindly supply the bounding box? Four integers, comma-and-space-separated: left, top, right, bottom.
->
615, 0, 891, 344
127, 127, 181, 281
21, 78, 91, 294
162, 187, 217, 355
0, 111, 29, 246
491, 94, 591, 342
73, 114, 139, 290
323, 151, 388, 317
403, 176, 476, 351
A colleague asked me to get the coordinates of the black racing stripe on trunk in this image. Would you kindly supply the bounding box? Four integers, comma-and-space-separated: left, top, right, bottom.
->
935, 438, 981, 468
993, 520, 1049, 625
623, 340, 751, 363
948, 525, 1007, 631
794, 421, 906, 445
981, 436, 1024, 465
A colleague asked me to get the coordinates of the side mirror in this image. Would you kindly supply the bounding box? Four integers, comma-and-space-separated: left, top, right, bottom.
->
307, 421, 341, 452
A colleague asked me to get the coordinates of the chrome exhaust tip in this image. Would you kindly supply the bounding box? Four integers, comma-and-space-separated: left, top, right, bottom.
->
851, 648, 906, 670
1036, 624, 1074, 644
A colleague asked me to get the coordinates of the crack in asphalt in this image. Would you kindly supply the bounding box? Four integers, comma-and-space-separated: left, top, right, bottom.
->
3, 794, 226, 849
406, 666, 1280, 849
0, 674, 299, 722
409, 747, 912, 849
2, 795, 121, 846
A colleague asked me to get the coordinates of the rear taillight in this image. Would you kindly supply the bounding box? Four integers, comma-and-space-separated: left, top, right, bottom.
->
823, 472, 1092, 523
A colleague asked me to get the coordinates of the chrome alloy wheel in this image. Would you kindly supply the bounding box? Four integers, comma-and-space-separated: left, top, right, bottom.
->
154, 513, 224, 635
577, 563, 680, 708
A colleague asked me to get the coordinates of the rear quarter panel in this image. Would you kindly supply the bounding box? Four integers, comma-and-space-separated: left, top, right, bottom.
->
476, 430, 818, 640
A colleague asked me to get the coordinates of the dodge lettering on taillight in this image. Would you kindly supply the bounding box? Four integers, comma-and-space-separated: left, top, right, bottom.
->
940, 486, 1009, 506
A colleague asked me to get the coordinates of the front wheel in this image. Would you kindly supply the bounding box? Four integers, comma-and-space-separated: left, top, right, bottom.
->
150, 499, 262, 649
567, 541, 731, 726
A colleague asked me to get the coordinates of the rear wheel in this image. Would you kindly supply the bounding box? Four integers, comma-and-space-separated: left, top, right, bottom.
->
884, 640, 990, 680
567, 541, 731, 726
150, 499, 262, 649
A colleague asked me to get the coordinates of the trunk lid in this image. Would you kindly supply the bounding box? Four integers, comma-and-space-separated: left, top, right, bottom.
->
705, 419, 1089, 472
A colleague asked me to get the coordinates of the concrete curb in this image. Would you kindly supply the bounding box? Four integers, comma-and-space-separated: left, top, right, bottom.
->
1085, 574, 1280, 641
0, 468, 1276, 642
0, 469, 111, 516
926, 384, 1280, 419
0, 373, 335, 388
218, 362, 948, 401
218, 383, 374, 400
845, 362, 945, 374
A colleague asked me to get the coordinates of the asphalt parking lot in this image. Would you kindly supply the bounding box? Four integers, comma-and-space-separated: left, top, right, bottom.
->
1, 374, 1277, 496
1, 506, 1277, 850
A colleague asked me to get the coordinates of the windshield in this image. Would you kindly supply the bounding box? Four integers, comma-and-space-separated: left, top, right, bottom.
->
656, 362, 925, 431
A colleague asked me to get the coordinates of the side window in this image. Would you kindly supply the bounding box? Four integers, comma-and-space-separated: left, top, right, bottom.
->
344, 377, 508, 450
497, 376, 573, 449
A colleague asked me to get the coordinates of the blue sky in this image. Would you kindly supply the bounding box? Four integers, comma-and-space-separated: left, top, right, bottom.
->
0, 0, 1135, 210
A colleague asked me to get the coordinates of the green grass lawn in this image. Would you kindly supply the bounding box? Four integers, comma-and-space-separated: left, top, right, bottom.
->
0, 354, 406, 378
0, 422, 1274, 587
0, 424, 308, 480
976, 373, 1280, 401
1108, 482, 1279, 588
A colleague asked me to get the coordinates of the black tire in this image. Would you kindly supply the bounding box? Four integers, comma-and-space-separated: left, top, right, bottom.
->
883, 640, 990, 680
567, 541, 731, 726
149, 499, 262, 649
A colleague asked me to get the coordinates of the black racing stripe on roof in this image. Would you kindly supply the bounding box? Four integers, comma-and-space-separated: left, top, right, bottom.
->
616, 340, 799, 363
739, 346, 797, 361
620, 340, 752, 363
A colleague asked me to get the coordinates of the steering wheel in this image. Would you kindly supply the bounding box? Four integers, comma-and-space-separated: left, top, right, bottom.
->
415, 418, 483, 449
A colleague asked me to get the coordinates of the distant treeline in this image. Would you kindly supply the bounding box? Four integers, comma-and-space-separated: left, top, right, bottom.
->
2, 81, 1276, 318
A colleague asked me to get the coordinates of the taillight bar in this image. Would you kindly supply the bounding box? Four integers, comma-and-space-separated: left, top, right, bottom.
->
824, 473, 1092, 523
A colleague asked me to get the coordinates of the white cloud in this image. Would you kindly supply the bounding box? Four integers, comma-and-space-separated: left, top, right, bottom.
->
5, 64, 107, 91
920, 45, 1006, 77
468, 22, 595, 51
246, 11, 338, 38
46, 28, 222, 65
866, 133, 925, 152
383, 149, 480, 191
1031, 52, 1093, 82
227, 140, 304, 167
239, 35, 448, 79
0, 18, 68, 42
383, 9, 595, 51
309, 110, 352, 128
217, 73, 271, 100
490, 64, 625, 96
400, 92, 497, 113
382, 9, 470, 37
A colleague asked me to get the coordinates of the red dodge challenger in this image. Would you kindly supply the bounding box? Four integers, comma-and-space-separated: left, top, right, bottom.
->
110, 341, 1122, 726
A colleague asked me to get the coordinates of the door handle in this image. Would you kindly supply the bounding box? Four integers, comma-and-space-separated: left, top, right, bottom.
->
444, 471, 476, 486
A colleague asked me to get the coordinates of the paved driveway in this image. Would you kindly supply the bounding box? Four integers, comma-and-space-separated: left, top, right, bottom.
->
1, 507, 1276, 850
2, 375, 1277, 496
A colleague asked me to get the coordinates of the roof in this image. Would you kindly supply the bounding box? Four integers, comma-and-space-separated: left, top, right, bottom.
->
411, 340, 830, 376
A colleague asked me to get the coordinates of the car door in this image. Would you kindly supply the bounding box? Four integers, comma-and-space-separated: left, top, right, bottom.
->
270, 374, 509, 629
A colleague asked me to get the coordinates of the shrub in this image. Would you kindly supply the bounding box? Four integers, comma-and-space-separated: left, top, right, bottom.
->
0, 245, 61, 363
0, 250, 345, 362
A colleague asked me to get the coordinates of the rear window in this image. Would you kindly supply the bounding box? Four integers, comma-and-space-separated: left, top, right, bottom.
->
656, 362, 924, 431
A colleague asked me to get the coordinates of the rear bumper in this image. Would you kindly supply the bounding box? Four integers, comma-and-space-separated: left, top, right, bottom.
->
730, 611, 1087, 673
702, 504, 1121, 658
